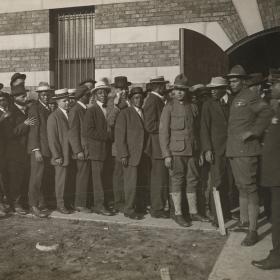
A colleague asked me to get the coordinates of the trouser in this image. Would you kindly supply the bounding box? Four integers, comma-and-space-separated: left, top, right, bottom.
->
91, 160, 105, 211
7, 158, 30, 208
0, 161, 7, 204
150, 158, 169, 214
54, 165, 68, 208
229, 156, 259, 231
75, 159, 91, 208
113, 158, 125, 210
271, 187, 280, 255
28, 154, 52, 207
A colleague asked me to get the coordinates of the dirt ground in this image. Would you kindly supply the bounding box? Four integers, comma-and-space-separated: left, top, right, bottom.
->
0, 216, 226, 280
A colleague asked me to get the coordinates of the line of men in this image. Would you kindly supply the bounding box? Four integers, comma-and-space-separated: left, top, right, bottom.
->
0, 67, 280, 270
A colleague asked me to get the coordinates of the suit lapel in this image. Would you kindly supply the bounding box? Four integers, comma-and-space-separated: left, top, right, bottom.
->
213, 100, 227, 122
131, 107, 144, 127
57, 108, 69, 127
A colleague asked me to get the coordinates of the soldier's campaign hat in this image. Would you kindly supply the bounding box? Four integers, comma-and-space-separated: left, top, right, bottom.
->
79, 78, 96, 87
92, 80, 111, 93
68, 88, 77, 99
111, 76, 132, 88
149, 76, 169, 84
206, 77, 228, 88
247, 73, 267, 87
128, 86, 145, 98
52, 88, 69, 100
10, 72, 26, 86
190, 84, 211, 96
74, 85, 90, 99
35, 84, 54, 93
11, 84, 29, 96
225, 65, 248, 79
172, 73, 191, 90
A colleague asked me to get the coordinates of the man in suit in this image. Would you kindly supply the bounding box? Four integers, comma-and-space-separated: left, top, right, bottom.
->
115, 87, 147, 220
68, 85, 91, 213
47, 88, 72, 214
252, 71, 280, 270
4, 84, 37, 214
83, 81, 115, 216
200, 77, 235, 226
159, 74, 207, 227
226, 65, 272, 246
27, 84, 53, 218
143, 76, 169, 218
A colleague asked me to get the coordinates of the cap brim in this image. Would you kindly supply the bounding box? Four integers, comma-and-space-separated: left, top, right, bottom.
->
225, 74, 249, 79
52, 94, 69, 100
92, 86, 111, 93
206, 84, 228, 88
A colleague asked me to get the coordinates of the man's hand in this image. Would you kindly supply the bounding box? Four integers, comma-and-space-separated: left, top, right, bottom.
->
121, 157, 128, 167
205, 151, 214, 164
241, 131, 254, 142
24, 117, 38, 126
164, 157, 173, 169
34, 150, 43, 162
77, 152, 85, 161
55, 158, 63, 165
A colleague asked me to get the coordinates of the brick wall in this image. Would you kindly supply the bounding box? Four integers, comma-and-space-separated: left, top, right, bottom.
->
257, 0, 280, 29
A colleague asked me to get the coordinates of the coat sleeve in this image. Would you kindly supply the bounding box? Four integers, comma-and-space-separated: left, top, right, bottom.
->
115, 110, 128, 159
200, 102, 212, 152
159, 104, 171, 158
143, 97, 160, 134
47, 114, 62, 160
28, 104, 40, 150
68, 108, 83, 155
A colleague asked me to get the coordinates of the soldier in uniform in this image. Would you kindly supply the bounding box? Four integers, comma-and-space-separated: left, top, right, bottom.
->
226, 65, 272, 246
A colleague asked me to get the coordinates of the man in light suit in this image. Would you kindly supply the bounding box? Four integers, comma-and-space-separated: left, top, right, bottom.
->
47, 88, 72, 214
68, 85, 91, 213
115, 87, 148, 220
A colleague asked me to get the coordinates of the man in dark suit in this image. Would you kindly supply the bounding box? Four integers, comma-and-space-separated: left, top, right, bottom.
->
226, 65, 272, 246
47, 88, 72, 214
83, 81, 115, 216
4, 84, 37, 214
68, 85, 91, 213
143, 76, 169, 218
115, 87, 147, 220
27, 84, 53, 218
200, 77, 235, 226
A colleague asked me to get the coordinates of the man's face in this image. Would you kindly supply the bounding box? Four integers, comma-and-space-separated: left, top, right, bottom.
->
271, 82, 280, 100
12, 78, 25, 87
14, 93, 27, 106
116, 88, 128, 100
211, 87, 226, 100
130, 93, 144, 108
57, 97, 70, 110
95, 89, 108, 104
39, 91, 51, 105
0, 96, 8, 109
173, 88, 187, 102
229, 77, 243, 94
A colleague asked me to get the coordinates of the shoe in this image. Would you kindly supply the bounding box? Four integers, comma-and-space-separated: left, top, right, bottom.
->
190, 213, 210, 222
241, 230, 259, 246
31, 206, 49, 218
93, 208, 115, 216
151, 210, 170, 219
57, 207, 71, 214
75, 207, 92, 213
252, 253, 280, 270
15, 207, 28, 215
173, 215, 192, 227
124, 212, 144, 220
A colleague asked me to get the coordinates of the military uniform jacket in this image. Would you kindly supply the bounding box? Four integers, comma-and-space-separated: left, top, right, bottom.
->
68, 102, 87, 159
47, 108, 70, 167
159, 99, 199, 158
226, 88, 272, 157
27, 101, 51, 157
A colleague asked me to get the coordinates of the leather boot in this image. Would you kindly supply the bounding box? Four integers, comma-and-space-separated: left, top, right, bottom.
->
241, 230, 259, 246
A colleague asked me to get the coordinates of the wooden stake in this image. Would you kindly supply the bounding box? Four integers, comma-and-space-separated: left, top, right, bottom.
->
213, 187, 227, 236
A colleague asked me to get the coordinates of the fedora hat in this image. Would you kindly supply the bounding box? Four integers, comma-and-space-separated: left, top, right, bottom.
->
35, 85, 53, 93
247, 73, 267, 87
11, 84, 29, 96
92, 80, 111, 94
225, 65, 248, 79
190, 84, 206, 92
128, 86, 145, 99
74, 85, 90, 99
111, 76, 131, 88
10, 72, 26, 86
52, 88, 69, 100
172, 74, 190, 90
207, 77, 228, 88
149, 76, 169, 84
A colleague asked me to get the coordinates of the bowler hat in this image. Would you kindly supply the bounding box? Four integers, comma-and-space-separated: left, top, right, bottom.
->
79, 78, 96, 86
128, 87, 145, 98
52, 88, 69, 100
172, 74, 190, 90
207, 77, 228, 88
247, 73, 266, 87
10, 72, 26, 86
225, 65, 248, 79
74, 85, 90, 99
92, 81, 111, 94
11, 84, 29, 96
111, 76, 131, 88
149, 76, 169, 84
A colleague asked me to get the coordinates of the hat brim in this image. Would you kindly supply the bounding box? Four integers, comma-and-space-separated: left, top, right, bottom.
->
150, 81, 169, 84
92, 86, 111, 93
52, 94, 69, 100
35, 89, 54, 93
225, 74, 249, 79
172, 85, 190, 90
111, 82, 132, 88
206, 84, 228, 88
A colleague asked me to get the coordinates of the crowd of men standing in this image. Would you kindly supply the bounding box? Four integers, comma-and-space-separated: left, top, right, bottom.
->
0, 65, 280, 270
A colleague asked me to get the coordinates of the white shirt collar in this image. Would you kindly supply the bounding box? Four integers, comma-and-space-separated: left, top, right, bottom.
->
39, 99, 49, 110
96, 100, 107, 116
58, 107, 68, 119
0, 107, 6, 113
220, 93, 229, 104
151, 91, 165, 101
133, 106, 143, 119
77, 101, 87, 110
14, 103, 26, 113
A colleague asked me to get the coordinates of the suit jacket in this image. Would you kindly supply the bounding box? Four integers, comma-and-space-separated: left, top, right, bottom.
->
83, 102, 110, 161
0, 110, 7, 168
47, 108, 70, 167
159, 99, 199, 158
143, 92, 165, 159
115, 106, 146, 166
200, 96, 233, 156
3, 104, 29, 163
226, 88, 272, 157
68, 102, 87, 159
27, 101, 51, 157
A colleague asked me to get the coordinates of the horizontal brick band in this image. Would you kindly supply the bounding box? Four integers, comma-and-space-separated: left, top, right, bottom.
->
95, 41, 179, 69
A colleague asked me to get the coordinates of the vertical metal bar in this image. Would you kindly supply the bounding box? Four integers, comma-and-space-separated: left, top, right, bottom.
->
85, 13, 88, 79
92, 13, 94, 80
57, 14, 60, 88
74, 13, 77, 88
62, 14, 65, 88
68, 13, 71, 88
79, 12, 82, 83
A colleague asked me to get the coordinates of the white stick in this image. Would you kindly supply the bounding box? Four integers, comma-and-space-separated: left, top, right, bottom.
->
213, 187, 227, 236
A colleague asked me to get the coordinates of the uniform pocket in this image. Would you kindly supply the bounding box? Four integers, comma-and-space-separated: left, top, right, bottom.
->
170, 136, 185, 152
171, 116, 185, 130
